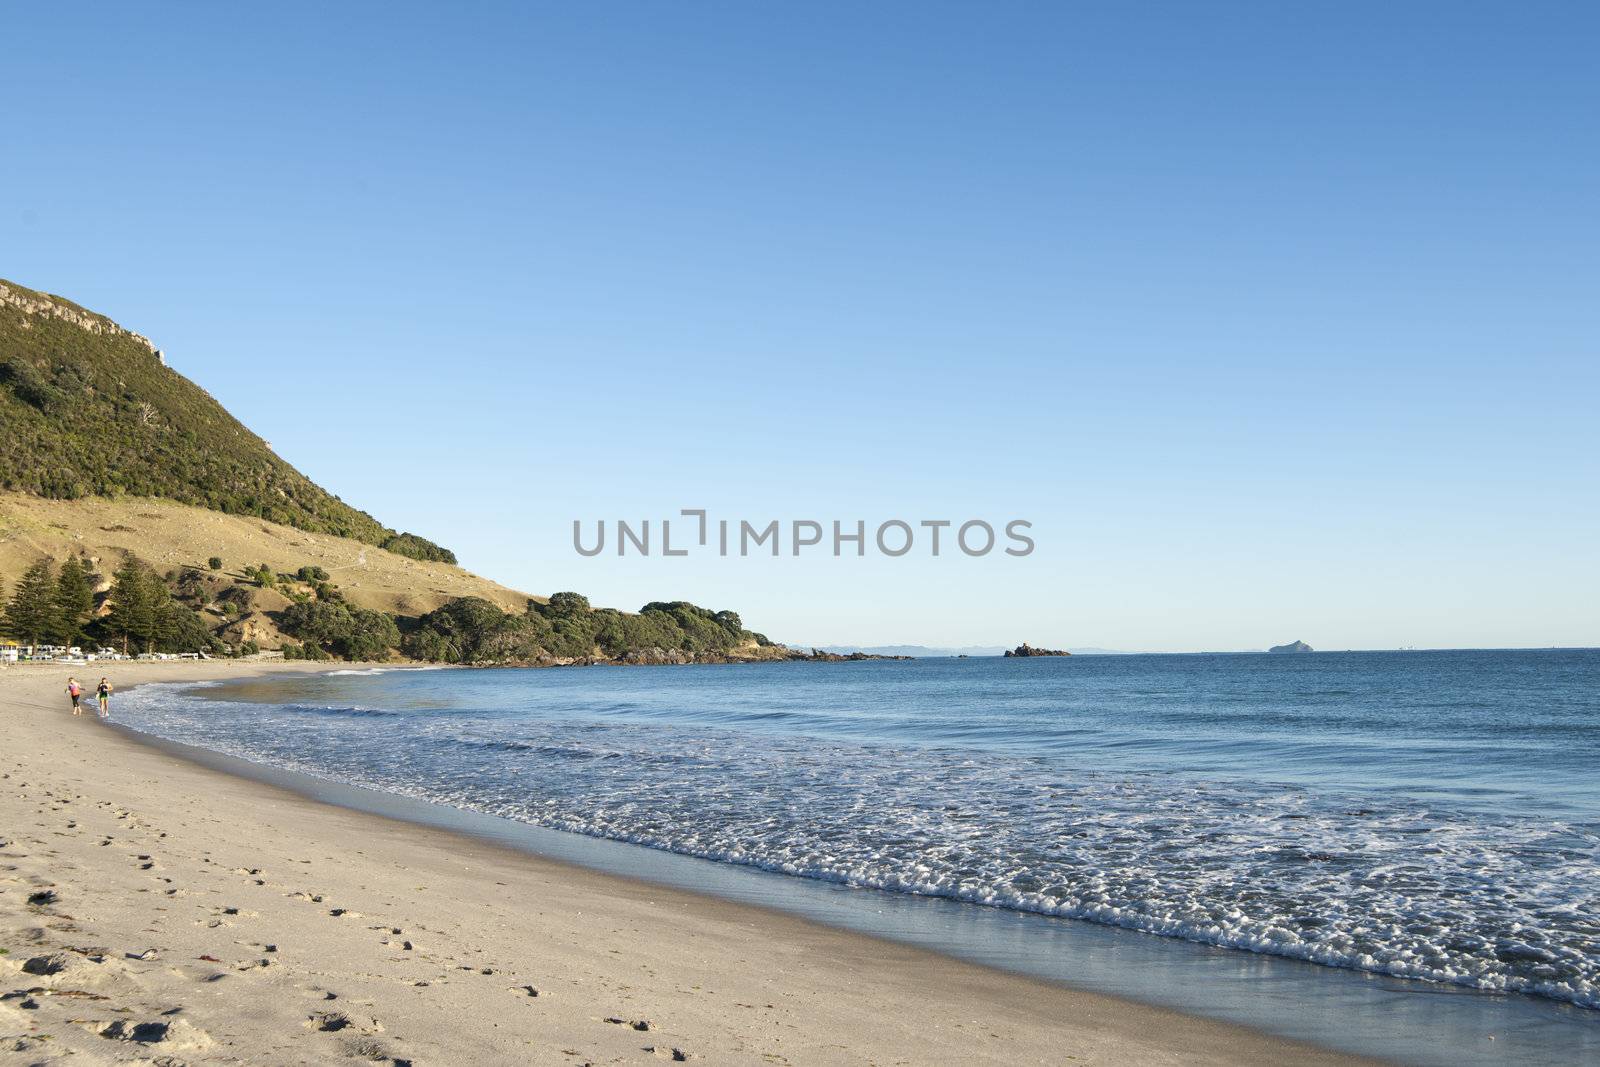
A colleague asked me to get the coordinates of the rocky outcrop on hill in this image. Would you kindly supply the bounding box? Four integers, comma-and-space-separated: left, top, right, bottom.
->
0, 281, 158, 353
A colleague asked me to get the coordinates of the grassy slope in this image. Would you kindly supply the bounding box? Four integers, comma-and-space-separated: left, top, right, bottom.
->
0, 492, 538, 649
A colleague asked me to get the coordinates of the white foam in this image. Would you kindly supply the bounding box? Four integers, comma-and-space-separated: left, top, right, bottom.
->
115, 683, 1600, 1011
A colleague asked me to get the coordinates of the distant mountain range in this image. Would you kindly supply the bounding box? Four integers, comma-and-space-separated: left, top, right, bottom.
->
793, 644, 1139, 657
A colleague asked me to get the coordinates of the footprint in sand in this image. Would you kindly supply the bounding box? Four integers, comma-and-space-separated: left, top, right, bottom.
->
306, 1010, 383, 1034
605, 1016, 654, 1032
96, 1016, 215, 1051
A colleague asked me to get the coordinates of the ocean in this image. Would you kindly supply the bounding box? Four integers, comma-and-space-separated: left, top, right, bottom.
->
118, 650, 1599, 1048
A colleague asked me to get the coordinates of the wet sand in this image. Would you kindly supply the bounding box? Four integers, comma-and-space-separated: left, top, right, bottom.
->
0, 660, 1377, 1065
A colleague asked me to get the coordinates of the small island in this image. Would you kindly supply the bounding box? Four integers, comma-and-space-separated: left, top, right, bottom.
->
1003, 642, 1070, 657
1268, 640, 1314, 654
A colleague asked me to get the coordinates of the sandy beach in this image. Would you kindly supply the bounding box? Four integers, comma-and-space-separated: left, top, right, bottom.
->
1, 661, 1375, 1066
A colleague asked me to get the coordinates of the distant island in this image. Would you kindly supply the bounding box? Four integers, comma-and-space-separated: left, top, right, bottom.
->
1003, 642, 1070, 657
1268, 640, 1314, 654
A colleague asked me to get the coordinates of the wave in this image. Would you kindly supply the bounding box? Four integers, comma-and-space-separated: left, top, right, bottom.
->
112, 674, 1600, 1012
282, 703, 402, 719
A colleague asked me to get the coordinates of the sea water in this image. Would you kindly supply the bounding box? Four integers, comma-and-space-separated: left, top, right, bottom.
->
118, 650, 1599, 1016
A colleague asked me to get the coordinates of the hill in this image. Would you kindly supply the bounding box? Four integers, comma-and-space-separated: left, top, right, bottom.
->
0, 278, 784, 665
0, 279, 450, 562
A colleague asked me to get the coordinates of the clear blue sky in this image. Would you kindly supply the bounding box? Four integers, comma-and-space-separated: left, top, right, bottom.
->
4, 3, 1596, 650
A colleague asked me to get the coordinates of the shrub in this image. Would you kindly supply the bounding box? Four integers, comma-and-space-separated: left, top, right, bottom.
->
220, 585, 253, 611
381, 532, 457, 564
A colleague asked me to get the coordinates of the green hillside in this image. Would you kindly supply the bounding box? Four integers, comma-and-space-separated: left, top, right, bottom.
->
0, 278, 452, 561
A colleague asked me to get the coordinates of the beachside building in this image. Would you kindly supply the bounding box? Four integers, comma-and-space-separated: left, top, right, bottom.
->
0, 642, 20, 663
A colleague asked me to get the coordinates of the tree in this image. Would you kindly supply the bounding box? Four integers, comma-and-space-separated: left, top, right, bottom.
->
3, 559, 59, 646
341, 608, 399, 661
161, 601, 219, 653
278, 600, 398, 661
104, 556, 163, 654
53, 557, 95, 644
208, 556, 223, 571
403, 597, 527, 663
545, 591, 591, 616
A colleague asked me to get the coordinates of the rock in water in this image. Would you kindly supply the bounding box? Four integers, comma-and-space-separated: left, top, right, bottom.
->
1003, 642, 1070, 657
1268, 640, 1314, 653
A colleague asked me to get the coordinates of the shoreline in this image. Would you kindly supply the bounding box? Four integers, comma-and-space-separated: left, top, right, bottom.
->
3, 660, 1380, 1064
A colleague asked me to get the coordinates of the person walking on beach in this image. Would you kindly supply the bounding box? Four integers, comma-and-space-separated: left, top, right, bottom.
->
97, 677, 113, 719
66, 678, 83, 715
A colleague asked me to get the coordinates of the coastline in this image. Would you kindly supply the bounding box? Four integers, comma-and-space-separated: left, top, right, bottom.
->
1, 661, 1377, 1065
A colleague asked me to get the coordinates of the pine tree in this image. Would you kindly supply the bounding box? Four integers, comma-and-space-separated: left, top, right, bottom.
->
106, 556, 162, 654
53, 556, 95, 645
4, 559, 61, 647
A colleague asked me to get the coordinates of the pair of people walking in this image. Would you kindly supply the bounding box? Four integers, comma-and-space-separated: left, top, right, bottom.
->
65, 677, 112, 718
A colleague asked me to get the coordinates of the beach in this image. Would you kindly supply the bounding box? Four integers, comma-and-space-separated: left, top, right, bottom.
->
0, 660, 1372, 1066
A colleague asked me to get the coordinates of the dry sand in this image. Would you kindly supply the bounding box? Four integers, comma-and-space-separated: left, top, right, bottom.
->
0, 660, 1377, 1066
